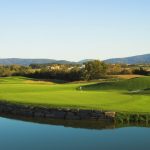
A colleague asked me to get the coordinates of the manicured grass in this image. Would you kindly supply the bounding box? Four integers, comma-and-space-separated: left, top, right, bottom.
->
82, 76, 150, 91
0, 76, 150, 113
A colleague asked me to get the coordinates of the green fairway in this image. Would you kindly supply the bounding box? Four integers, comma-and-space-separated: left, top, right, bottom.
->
0, 76, 150, 113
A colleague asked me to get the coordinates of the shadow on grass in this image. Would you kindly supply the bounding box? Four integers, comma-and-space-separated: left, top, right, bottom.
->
80, 81, 123, 91
29, 78, 68, 84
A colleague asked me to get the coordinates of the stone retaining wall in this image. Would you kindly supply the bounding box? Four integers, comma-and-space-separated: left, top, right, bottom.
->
0, 101, 115, 121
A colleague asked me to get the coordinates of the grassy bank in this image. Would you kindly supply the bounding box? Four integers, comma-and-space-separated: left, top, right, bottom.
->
0, 76, 149, 113
115, 112, 150, 124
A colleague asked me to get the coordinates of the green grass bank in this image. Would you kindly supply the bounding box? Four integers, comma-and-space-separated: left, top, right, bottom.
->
0, 76, 149, 114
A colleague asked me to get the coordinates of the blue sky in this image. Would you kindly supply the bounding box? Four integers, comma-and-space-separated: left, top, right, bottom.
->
0, 0, 149, 60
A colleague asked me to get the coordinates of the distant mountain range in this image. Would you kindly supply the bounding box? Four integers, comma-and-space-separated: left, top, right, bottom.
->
0, 58, 76, 66
0, 54, 149, 66
104, 54, 150, 64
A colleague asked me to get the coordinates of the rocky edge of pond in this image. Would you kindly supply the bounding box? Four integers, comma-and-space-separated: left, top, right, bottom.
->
0, 101, 150, 123
0, 101, 115, 121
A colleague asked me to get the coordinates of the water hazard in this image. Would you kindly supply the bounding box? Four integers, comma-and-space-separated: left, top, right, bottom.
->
0, 116, 150, 150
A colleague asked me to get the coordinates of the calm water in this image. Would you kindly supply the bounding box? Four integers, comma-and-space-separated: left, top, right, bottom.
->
0, 117, 150, 150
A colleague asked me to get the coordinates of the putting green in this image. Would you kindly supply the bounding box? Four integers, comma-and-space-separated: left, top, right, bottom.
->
0, 76, 149, 113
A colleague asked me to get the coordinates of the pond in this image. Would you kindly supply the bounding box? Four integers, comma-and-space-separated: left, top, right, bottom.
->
0, 116, 150, 150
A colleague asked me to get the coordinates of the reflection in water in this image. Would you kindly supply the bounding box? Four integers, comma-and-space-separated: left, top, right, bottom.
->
0, 113, 149, 130
0, 115, 150, 150
0, 114, 116, 130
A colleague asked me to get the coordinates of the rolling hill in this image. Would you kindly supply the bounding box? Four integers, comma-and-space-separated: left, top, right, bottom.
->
82, 76, 150, 91
0, 58, 76, 66
105, 54, 150, 64
0, 54, 149, 65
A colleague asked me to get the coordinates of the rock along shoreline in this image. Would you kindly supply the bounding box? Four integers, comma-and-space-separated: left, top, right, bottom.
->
0, 101, 115, 121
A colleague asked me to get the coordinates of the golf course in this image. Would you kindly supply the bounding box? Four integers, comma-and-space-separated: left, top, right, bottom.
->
0, 76, 149, 113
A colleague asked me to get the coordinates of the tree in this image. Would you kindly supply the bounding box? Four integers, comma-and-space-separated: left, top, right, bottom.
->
133, 67, 149, 75
107, 64, 122, 75
83, 60, 108, 80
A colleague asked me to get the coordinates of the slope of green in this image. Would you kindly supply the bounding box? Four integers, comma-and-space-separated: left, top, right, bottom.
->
82, 77, 150, 91
0, 76, 29, 84
0, 76, 149, 113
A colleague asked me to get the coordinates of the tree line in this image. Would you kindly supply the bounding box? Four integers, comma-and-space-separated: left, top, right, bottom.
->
0, 60, 149, 81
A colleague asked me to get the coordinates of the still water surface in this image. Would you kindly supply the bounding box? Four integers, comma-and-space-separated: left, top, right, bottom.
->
0, 117, 150, 150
